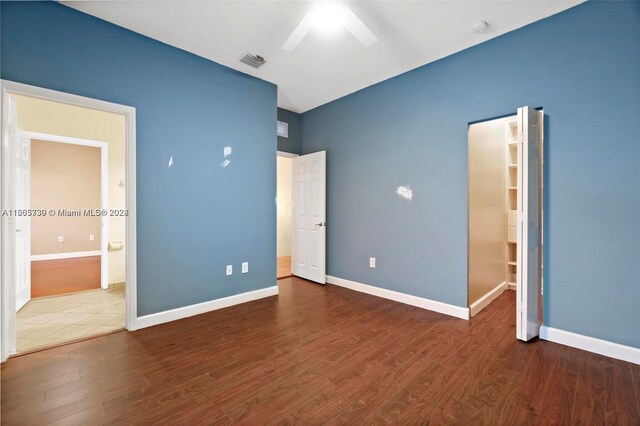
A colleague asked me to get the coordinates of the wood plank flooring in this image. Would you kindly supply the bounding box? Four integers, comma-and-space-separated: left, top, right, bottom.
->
2, 277, 638, 425
277, 255, 292, 279
31, 256, 101, 298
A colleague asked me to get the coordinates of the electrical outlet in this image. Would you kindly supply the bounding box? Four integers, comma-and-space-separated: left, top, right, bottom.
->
242, 262, 249, 273
369, 257, 376, 268
58, 236, 64, 243
89, 234, 95, 241
226, 265, 233, 276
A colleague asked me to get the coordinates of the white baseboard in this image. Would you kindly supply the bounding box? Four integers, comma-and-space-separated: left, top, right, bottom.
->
135, 286, 279, 330
540, 326, 640, 365
31, 250, 101, 261
507, 282, 516, 290
469, 281, 507, 317
326, 275, 469, 320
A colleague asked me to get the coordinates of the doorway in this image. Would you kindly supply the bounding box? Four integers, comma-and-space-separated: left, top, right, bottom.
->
468, 106, 543, 341
276, 150, 327, 284
1, 80, 137, 361
277, 151, 296, 279
26, 132, 109, 297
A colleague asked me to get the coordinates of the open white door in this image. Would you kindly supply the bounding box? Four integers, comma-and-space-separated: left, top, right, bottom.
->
516, 106, 543, 341
15, 132, 31, 311
291, 151, 326, 284
1, 93, 19, 358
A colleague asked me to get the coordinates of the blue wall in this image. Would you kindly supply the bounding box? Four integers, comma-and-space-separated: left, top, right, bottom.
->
301, 1, 640, 348
277, 108, 301, 154
1, 2, 278, 316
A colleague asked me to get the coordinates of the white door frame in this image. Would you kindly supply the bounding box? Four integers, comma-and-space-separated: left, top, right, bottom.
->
1, 80, 138, 362
277, 150, 299, 159
20, 130, 110, 290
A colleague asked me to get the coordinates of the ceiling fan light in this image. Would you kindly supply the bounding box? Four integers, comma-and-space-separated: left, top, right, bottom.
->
311, 4, 346, 34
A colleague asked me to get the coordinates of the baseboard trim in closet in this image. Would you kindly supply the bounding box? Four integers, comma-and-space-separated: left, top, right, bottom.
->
469, 281, 508, 317
326, 275, 470, 320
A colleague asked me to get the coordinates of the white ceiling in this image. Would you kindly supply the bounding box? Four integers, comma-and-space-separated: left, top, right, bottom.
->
63, 1, 581, 113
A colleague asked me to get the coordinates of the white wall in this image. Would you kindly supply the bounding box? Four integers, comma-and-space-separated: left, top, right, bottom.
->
277, 156, 293, 257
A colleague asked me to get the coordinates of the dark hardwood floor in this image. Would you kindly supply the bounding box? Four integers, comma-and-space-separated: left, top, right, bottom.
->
2, 277, 638, 425
31, 256, 101, 298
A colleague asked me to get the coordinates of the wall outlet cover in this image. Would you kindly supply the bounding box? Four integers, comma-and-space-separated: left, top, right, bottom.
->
89, 234, 95, 241
226, 265, 233, 276
369, 257, 376, 268
58, 236, 64, 243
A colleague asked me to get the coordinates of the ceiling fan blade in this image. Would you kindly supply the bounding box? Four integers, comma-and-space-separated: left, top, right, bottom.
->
282, 12, 314, 51
343, 7, 378, 48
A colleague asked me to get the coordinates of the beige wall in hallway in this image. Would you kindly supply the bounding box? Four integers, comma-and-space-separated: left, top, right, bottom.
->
16, 95, 126, 285
31, 140, 101, 254
468, 116, 510, 305
277, 156, 293, 257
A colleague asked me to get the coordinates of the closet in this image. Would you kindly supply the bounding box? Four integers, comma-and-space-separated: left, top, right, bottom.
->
506, 119, 518, 289
468, 107, 543, 341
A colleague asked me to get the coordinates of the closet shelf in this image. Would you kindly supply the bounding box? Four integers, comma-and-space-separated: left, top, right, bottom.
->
506, 119, 521, 291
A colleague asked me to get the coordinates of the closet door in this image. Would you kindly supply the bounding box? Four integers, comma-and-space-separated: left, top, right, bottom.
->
516, 106, 543, 341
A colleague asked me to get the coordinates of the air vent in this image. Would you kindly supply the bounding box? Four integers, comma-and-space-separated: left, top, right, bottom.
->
240, 53, 267, 69
277, 121, 288, 138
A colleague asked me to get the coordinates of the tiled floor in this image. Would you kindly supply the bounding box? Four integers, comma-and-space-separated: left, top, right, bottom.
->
16, 286, 125, 353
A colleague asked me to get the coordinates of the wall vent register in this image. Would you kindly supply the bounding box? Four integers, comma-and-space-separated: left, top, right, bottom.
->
277, 121, 289, 138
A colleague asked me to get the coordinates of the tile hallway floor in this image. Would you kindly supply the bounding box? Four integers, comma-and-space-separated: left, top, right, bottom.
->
16, 286, 125, 353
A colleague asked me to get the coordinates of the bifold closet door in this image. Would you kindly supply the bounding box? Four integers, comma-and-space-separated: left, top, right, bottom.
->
516, 106, 543, 341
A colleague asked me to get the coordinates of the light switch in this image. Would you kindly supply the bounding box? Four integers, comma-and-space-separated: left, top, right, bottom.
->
242, 262, 249, 273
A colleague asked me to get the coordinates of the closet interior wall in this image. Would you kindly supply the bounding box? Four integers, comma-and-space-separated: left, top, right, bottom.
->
468, 115, 517, 306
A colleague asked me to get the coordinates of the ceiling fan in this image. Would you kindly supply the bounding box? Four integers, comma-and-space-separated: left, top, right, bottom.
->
282, 2, 378, 51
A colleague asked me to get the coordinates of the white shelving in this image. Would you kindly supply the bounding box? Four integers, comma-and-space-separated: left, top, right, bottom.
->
506, 119, 519, 289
